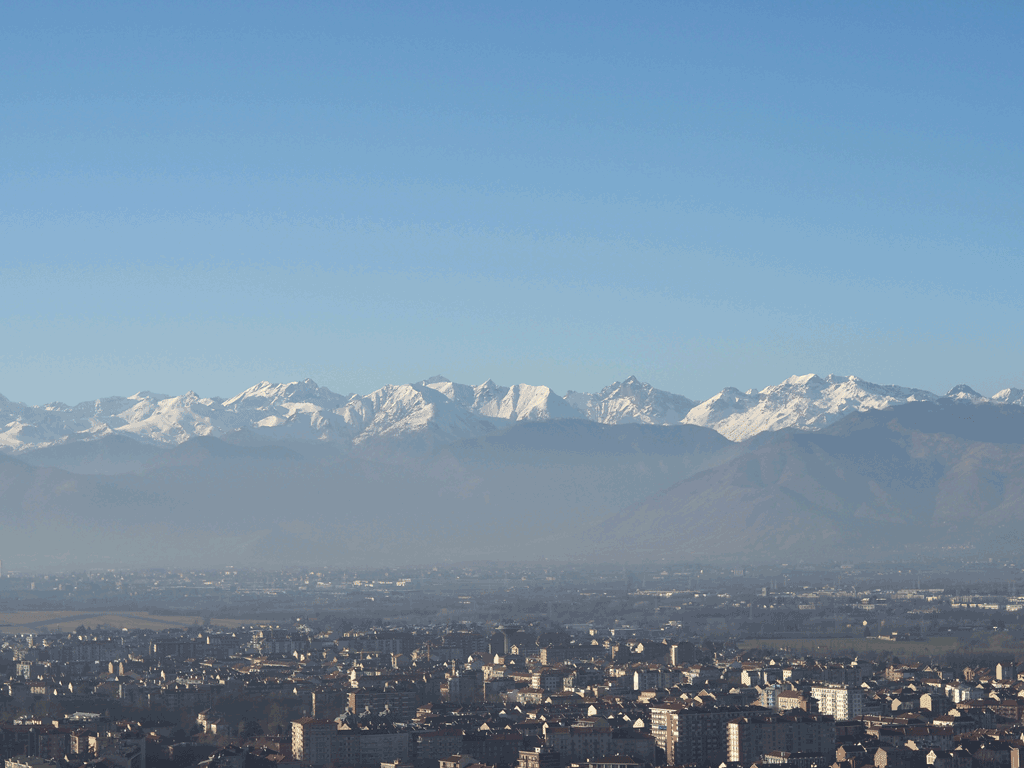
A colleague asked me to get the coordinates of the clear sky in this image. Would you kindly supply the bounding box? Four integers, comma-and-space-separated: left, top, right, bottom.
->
3, 1, 1023, 405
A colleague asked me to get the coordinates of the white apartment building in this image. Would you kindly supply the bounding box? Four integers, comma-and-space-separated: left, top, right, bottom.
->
810, 684, 863, 720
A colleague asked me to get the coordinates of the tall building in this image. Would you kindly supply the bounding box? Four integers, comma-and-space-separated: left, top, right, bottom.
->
810, 685, 863, 720
726, 713, 836, 764
291, 718, 335, 766
348, 686, 418, 722
544, 723, 612, 763
649, 702, 685, 764
650, 704, 764, 766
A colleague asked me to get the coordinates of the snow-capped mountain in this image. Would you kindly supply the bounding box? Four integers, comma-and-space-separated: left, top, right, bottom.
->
422, 376, 582, 421
336, 383, 500, 447
118, 391, 238, 443
1, 373, 1021, 454
945, 384, 988, 403
993, 388, 1024, 406
565, 375, 696, 425
681, 374, 940, 441
223, 379, 350, 411
220, 379, 353, 443
0, 377, 568, 454
0, 391, 168, 453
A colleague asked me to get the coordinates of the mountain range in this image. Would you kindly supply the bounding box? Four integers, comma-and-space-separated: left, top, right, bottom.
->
3, 373, 1024, 571
3, 373, 1022, 455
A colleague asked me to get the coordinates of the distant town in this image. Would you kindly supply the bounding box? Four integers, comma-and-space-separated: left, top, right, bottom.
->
3, 561, 1024, 768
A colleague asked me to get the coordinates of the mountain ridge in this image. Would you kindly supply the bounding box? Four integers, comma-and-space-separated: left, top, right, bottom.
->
2, 373, 1021, 456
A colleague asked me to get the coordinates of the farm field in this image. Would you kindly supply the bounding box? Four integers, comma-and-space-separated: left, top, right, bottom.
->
0, 611, 267, 634
739, 635, 965, 657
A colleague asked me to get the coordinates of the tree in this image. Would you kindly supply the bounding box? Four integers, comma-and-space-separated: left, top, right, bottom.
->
239, 719, 264, 740
265, 702, 288, 733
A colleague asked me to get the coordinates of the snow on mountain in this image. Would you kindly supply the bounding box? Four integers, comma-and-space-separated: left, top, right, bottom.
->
118, 391, 240, 444
678, 387, 761, 435
2, 396, 127, 453
992, 388, 1024, 406
494, 383, 583, 421
339, 383, 497, 446
944, 384, 988, 403
219, 378, 356, 443
420, 377, 491, 412
0, 396, 70, 453
0, 418, 77, 454
423, 377, 583, 421
0, 378, 491, 453
76, 393, 167, 432
681, 373, 940, 442
223, 378, 350, 410
565, 375, 696, 425
3, 373, 1023, 455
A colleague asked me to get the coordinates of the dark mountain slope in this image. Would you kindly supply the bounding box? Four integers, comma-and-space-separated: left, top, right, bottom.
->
446, 419, 733, 457
16, 433, 170, 474
596, 400, 1024, 562
0, 423, 739, 570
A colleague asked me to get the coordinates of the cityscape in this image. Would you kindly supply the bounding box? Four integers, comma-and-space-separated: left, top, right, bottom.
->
3, 562, 1024, 768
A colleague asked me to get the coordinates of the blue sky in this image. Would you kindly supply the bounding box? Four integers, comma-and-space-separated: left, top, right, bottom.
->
2, 1, 1023, 404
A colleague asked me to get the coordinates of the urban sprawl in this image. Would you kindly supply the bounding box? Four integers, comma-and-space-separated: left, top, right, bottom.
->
2, 562, 1024, 768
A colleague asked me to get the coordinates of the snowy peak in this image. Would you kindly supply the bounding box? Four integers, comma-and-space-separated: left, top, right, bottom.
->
682, 387, 760, 429
565, 376, 695, 425
682, 374, 941, 442
601, 374, 647, 395
492, 383, 582, 421
425, 379, 582, 422
130, 390, 170, 402
223, 378, 347, 409
781, 373, 827, 388
335, 382, 497, 447
118, 390, 230, 443
422, 379, 479, 410
945, 384, 987, 403
992, 387, 1024, 406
